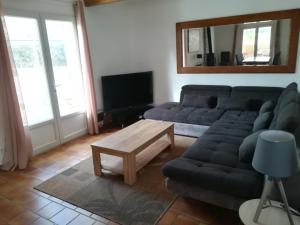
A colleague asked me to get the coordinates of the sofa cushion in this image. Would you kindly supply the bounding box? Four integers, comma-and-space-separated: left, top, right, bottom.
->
219, 110, 258, 124
217, 97, 248, 111
276, 82, 298, 104
186, 108, 225, 126
162, 157, 263, 199
278, 90, 300, 109
252, 112, 273, 132
205, 123, 252, 138
247, 99, 264, 111
276, 102, 300, 133
270, 83, 298, 129
144, 102, 225, 126
259, 100, 275, 115
182, 95, 216, 108
183, 134, 247, 168
231, 86, 283, 103
239, 130, 267, 163
180, 85, 231, 103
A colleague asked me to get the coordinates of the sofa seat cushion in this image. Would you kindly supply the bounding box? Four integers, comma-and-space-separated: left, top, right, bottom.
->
144, 103, 225, 126
205, 122, 253, 138
219, 110, 258, 124
182, 134, 251, 168
162, 157, 263, 199
144, 102, 191, 122
185, 108, 225, 126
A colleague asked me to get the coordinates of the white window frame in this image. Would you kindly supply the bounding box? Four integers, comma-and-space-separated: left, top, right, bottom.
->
237, 21, 277, 58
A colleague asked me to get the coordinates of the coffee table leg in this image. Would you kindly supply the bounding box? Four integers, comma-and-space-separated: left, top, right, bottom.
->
92, 149, 102, 176
167, 126, 175, 150
123, 154, 136, 185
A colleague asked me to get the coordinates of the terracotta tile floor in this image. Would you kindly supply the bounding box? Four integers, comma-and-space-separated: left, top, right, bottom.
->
0, 129, 243, 225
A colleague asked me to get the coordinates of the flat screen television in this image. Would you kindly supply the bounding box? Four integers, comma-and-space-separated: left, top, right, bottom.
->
101, 71, 153, 112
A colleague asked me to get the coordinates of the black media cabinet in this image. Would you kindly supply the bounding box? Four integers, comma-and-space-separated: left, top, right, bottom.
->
100, 104, 153, 128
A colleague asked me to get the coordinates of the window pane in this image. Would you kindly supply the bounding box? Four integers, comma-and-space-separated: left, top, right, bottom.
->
242, 28, 256, 58
5, 16, 54, 126
46, 20, 85, 117
257, 26, 272, 57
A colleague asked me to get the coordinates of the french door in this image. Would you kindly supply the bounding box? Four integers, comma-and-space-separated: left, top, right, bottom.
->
5, 13, 87, 154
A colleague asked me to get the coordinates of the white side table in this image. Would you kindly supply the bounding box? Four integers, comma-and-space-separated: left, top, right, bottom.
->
239, 199, 300, 225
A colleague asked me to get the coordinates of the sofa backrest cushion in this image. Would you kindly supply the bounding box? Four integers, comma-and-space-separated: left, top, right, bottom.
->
275, 102, 300, 133
269, 82, 299, 129
276, 82, 298, 104
216, 97, 248, 111
180, 85, 231, 103
231, 86, 283, 111
182, 95, 216, 108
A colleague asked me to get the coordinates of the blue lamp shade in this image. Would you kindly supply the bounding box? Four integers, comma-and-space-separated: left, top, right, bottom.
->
252, 130, 300, 178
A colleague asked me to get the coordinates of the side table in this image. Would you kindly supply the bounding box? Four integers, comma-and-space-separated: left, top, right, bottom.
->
239, 199, 300, 225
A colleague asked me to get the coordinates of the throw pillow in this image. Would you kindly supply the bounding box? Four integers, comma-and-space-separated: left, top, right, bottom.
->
259, 100, 275, 115
217, 97, 247, 111
252, 112, 273, 132
182, 95, 216, 108
239, 130, 267, 163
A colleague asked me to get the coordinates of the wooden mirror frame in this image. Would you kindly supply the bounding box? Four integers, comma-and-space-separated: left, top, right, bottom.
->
176, 9, 300, 74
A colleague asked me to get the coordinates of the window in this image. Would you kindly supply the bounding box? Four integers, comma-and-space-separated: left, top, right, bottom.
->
5, 16, 54, 126
241, 21, 274, 58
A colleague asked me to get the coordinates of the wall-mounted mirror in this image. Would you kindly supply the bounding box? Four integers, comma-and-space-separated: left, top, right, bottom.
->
176, 9, 300, 73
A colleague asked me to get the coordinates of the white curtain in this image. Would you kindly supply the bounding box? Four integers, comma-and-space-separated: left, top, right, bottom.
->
0, 2, 33, 170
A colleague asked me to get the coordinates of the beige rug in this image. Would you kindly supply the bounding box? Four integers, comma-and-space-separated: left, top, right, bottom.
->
35, 135, 196, 225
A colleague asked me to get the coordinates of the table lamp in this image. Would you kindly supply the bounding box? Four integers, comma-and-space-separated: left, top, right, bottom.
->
252, 130, 300, 225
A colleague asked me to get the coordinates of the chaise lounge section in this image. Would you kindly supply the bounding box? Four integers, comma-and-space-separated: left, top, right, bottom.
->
144, 83, 300, 211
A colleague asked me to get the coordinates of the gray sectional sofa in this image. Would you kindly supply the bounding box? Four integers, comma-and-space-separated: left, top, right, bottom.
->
144, 83, 300, 211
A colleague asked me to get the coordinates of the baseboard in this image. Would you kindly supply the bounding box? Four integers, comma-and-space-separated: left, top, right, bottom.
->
62, 128, 88, 143
33, 128, 88, 156
33, 140, 60, 156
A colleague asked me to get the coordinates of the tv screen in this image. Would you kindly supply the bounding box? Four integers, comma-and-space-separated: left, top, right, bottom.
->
101, 71, 153, 112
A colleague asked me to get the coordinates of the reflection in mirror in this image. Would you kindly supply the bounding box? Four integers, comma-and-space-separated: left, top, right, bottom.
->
182, 19, 291, 67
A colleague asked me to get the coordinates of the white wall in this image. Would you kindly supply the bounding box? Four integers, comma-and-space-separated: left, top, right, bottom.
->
214, 25, 235, 65
86, 0, 300, 110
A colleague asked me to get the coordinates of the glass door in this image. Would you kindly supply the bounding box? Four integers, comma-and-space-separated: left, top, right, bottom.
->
5, 15, 87, 154
5, 16, 60, 153
45, 20, 85, 117
43, 19, 87, 143
5, 16, 55, 126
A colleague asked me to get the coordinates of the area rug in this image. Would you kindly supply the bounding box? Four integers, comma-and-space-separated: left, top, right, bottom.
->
35, 135, 196, 225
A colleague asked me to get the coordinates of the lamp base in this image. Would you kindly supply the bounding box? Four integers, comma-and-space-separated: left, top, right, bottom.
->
253, 177, 295, 225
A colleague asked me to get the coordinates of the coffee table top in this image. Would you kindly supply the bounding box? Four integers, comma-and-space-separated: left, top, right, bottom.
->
91, 119, 173, 155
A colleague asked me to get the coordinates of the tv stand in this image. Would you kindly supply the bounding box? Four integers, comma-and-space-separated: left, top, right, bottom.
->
103, 104, 153, 128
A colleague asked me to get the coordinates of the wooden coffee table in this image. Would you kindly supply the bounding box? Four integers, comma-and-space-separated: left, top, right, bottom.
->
91, 119, 174, 185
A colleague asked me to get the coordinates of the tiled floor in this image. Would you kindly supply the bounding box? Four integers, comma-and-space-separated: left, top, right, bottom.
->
0, 129, 242, 225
